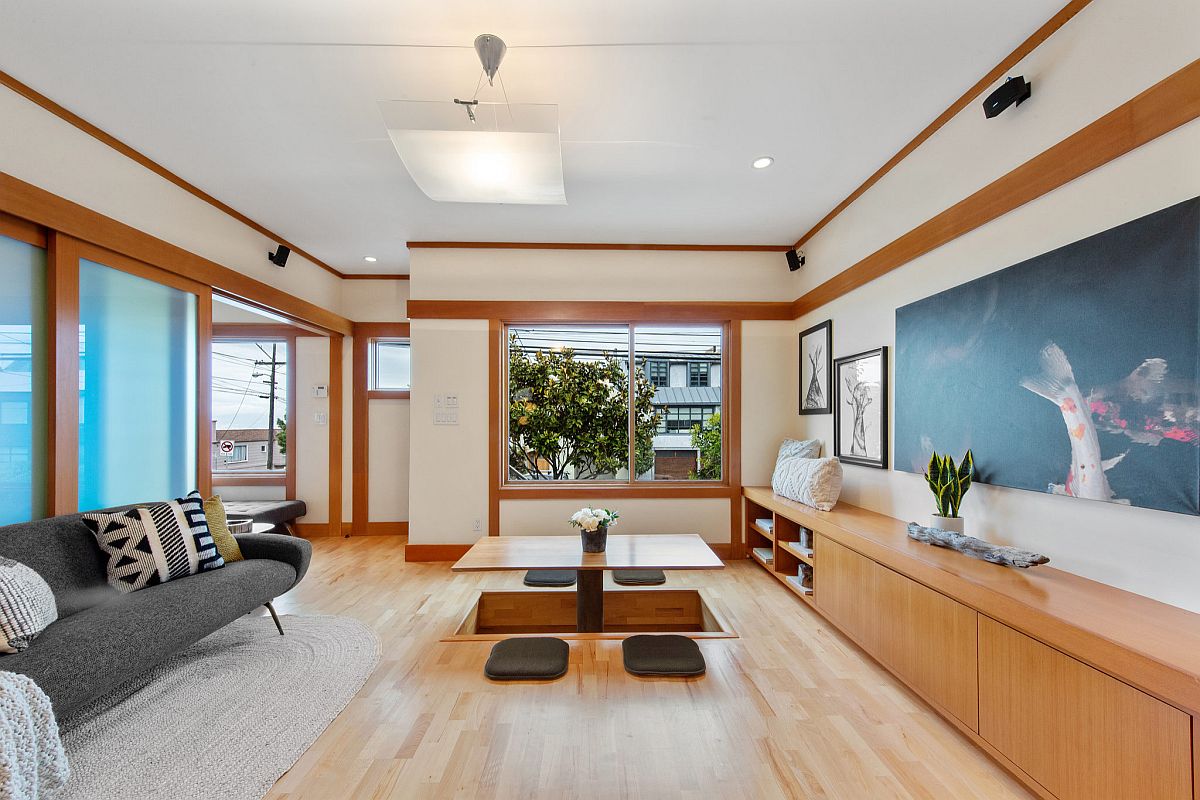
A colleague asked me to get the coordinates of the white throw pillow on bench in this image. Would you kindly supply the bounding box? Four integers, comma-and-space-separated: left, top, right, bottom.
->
771, 440, 843, 511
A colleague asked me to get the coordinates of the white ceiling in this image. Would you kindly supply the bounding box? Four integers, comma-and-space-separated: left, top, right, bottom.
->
0, 0, 1062, 274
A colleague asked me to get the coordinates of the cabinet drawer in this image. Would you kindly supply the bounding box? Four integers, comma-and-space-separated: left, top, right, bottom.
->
978, 617, 1191, 800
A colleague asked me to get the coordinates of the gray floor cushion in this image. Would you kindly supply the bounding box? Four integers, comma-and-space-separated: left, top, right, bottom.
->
484, 638, 570, 681
523, 570, 578, 587
622, 634, 706, 677
612, 569, 666, 586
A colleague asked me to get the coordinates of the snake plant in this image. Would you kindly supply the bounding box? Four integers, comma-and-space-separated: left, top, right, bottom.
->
925, 450, 975, 518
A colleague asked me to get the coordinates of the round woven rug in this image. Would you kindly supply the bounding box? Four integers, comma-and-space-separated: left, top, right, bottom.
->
57, 614, 380, 800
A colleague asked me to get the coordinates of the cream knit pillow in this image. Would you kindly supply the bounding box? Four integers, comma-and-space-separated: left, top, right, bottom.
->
771, 456, 843, 512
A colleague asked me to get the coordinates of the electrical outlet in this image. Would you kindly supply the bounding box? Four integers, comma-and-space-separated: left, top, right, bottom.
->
472, 518, 481, 532
314, 412, 328, 425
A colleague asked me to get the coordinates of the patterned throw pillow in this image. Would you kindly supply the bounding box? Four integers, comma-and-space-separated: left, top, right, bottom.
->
202, 495, 244, 563
772, 456, 843, 512
0, 558, 58, 653
776, 438, 822, 461
82, 491, 225, 594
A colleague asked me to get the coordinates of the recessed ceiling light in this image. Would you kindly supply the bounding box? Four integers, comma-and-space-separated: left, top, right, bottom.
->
752, 156, 774, 169
363, 256, 378, 263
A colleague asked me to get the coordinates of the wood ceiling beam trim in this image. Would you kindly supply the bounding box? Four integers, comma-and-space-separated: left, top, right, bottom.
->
0, 69, 348, 279
1, 172, 354, 335
791, 57, 1200, 318
406, 241, 792, 253
791, 0, 1095, 250
406, 300, 795, 322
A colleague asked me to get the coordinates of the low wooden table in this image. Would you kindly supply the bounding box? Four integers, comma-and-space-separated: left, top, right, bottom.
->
452, 534, 724, 633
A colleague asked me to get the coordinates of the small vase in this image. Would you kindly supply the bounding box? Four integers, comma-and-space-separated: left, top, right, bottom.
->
581, 524, 608, 553
930, 514, 965, 533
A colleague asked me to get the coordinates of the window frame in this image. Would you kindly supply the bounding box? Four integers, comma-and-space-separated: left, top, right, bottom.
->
499, 320, 733, 496
688, 361, 711, 387
367, 337, 411, 399
210, 326, 297, 490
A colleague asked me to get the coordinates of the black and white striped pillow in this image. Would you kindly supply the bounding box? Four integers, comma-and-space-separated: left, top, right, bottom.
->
0, 557, 58, 653
83, 490, 225, 594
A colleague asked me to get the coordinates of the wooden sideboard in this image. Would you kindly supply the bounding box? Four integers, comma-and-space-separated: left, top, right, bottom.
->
742, 486, 1200, 800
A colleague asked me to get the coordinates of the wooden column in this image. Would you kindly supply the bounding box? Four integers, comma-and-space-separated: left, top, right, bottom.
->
46, 231, 79, 515
196, 290, 212, 498
576, 571, 604, 633
351, 330, 369, 536
328, 334, 344, 537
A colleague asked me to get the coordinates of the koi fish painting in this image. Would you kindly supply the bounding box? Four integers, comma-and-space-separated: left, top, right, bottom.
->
895, 196, 1200, 516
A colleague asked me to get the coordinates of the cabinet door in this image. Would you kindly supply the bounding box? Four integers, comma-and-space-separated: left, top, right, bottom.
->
875, 565, 978, 730
979, 617, 1191, 800
813, 536, 878, 652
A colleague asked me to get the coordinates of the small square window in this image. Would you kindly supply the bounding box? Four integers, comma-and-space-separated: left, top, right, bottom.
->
371, 340, 411, 390
688, 362, 710, 387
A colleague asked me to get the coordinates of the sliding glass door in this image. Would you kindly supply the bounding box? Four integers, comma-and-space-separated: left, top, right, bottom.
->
0, 234, 47, 524
77, 257, 198, 509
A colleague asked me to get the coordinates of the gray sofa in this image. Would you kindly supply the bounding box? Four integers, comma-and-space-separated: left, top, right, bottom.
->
0, 511, 311, 718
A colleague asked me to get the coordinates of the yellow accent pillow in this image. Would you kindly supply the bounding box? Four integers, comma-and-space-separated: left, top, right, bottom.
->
203, 496, 244, 563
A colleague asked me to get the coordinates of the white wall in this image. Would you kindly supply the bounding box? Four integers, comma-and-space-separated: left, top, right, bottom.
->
407, 249, 798, 545
340, 279, 408, 321
0, 86, 342, 311
793, 0, 1200, 610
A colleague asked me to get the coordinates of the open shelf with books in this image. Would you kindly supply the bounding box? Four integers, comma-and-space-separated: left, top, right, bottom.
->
742, 491, 814, 604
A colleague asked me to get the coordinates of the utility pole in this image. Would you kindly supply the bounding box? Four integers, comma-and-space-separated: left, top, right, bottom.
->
254, 344, 285, 471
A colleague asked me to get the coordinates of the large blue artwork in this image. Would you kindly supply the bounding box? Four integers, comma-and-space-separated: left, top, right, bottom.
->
895, 197, 1200, 516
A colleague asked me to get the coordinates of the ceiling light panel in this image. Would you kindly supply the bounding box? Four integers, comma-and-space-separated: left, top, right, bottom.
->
379, 100, 566, 205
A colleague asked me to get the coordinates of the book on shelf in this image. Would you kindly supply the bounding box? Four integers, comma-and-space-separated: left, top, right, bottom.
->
784, 574, 813, 594
755, 518, 774, 533
784, 541, 814, 557
752, 547, 774, 564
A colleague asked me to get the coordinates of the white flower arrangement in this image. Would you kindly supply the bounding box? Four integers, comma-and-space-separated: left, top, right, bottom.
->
568, 507, 619, 532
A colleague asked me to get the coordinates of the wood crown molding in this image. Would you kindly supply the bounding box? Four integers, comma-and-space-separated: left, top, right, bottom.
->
407, 241, 792, 252
407, 300, 793, 322
0, 172, 353, 335
791, 0, 1095, 249
0, 69, 348, 279
791, 57, 1200, 318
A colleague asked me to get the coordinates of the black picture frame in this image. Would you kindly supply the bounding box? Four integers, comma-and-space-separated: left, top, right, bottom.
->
798, 320, 833, 415
834, 346, 889, 469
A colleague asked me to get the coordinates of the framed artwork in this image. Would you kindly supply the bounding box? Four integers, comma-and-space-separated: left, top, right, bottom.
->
895, 196, 1199, 515
834, 347, 889, 469
799, 320, 833, 414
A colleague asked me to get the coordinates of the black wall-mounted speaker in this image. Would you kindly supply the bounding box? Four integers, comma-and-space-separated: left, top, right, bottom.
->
786, 248, 805, 272
983, 76, 1032, 119
268, 245, 291, 267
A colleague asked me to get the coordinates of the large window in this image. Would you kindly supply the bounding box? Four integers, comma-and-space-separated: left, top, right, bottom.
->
0, 235, 47, 524
506, 323, 724, 483
211, 340, 288, 476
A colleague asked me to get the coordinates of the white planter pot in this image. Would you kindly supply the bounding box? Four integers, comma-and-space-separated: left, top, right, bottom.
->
930, 515, 965, 533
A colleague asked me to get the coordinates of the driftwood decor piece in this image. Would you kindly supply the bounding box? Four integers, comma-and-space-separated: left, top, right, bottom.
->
906, 522, 1049, 568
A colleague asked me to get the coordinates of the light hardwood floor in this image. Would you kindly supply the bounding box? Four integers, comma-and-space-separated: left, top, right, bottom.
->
264, 536, 1031, 800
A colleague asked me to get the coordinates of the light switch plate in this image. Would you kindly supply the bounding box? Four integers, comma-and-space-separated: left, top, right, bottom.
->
314, 412, 328, 425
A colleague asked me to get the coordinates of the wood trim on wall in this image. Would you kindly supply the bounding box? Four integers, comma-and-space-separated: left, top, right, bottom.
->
727, 320, 744, 558
0, 173, 353, 335
407, 241, 791, 252
791, 0, 1096, 249
0, 70, 347, 279
212, 474, 286, 487
488, 320, 502, 536
792, 57, 1200, 318
296, 521, 408, 538
350, 322, 411, 536
408, 300, 794, 322
405, 543, 473, 562
328, 335, 344, 537
212, 323, 320, 339
0, 211, 46, 248
46, 232, 79, 515
342, 273, 411, 281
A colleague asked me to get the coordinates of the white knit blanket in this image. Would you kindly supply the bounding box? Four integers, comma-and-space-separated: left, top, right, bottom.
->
0, 673, 67, 800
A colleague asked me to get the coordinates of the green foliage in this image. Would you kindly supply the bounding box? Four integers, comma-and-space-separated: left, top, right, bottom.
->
689, 411, 722, 480
275, 417, 287, 457
508, 335, 661, 480
924, 449, 974, 517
